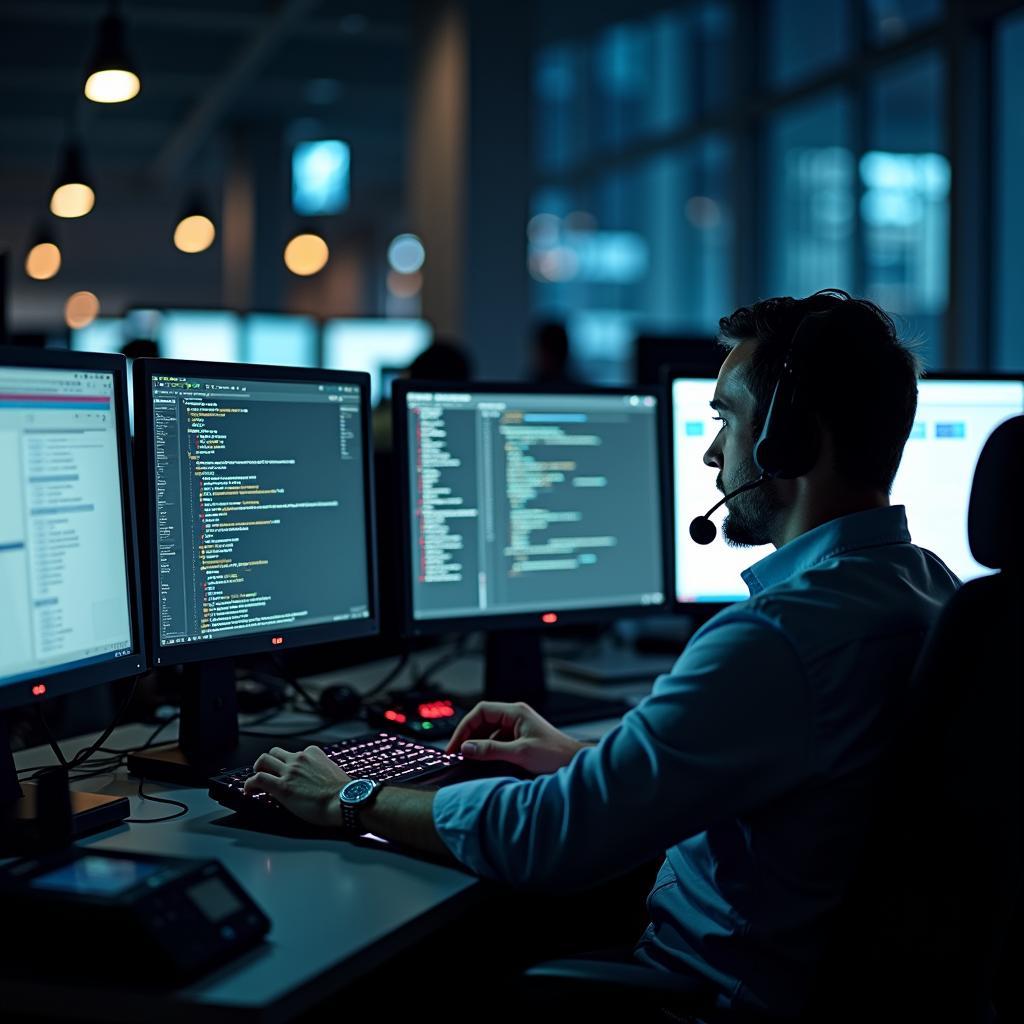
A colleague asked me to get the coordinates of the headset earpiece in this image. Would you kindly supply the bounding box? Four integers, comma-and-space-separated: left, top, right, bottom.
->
753, 313, 824, 479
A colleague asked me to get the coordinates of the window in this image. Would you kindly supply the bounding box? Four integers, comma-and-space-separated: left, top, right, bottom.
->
531, 0, 1006, 381
767, 0, 850, 90
291, 140, 350, 216
592, 4, 733, 151
763, 91, 855, 299
994, 10, 1024, 372
534, 44, 587, 173
864, 52, 949, 369
863, 0, 941, 47
530, 139, 732, 383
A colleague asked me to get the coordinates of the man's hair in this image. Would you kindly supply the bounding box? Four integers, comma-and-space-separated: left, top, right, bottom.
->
718, 289, 922, 492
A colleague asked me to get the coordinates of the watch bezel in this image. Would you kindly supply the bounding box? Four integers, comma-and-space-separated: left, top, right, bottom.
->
340, 778, 378, 805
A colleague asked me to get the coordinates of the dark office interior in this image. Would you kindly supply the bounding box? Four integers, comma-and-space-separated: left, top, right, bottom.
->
1, 1, 1022, 1021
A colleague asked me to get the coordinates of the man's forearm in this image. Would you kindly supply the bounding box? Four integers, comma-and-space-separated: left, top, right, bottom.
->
360, 786, 456, 862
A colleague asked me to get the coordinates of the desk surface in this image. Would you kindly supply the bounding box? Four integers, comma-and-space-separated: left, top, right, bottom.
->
6, 653, 649, 1023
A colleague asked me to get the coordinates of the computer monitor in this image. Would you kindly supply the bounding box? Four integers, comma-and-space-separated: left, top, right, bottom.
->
668, 372, 1024, 606
891, 374, 1024, 580
70, 317, 125, 354
634, 334, 722, 386
323, 318, 431, 405
393, 381, 669, 723
0, 347, 146, 833
130, 359, 378, 782
243, 313, 319, 368
158, 310, 242, 363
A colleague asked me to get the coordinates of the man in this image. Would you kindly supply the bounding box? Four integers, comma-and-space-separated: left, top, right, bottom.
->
245, 290, 959, 1015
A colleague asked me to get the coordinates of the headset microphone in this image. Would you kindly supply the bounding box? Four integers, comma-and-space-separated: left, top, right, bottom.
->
689, 476, 768, 545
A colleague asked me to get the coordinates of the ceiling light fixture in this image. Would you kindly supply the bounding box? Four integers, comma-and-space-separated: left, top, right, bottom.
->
50, 143, 95, 218
84, 3, 141, 104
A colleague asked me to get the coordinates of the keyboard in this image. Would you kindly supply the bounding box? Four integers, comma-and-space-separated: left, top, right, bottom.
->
208, 732, 464, 823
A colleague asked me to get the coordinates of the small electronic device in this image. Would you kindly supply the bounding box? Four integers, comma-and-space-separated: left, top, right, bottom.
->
0, 848, 269, 982
365, 693, 464, 738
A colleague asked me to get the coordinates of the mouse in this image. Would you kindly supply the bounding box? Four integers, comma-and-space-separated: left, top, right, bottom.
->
318, 684, 362, 721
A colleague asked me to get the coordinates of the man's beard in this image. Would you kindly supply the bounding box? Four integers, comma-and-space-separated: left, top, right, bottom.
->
718, 464, 781, 548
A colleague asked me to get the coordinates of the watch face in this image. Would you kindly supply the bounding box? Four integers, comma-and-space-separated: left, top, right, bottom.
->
342, 779, 374, 803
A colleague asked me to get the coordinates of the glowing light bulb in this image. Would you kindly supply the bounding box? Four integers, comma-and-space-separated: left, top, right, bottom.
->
283, 233, 329, 276
85, 68, 140, 103
173, 214, 216, 253
50, 182, 95, 219
25, 242, 62, 281
65, 291, 100, 329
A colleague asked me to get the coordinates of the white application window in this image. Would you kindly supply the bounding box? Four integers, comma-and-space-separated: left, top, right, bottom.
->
0, 366, 133, 685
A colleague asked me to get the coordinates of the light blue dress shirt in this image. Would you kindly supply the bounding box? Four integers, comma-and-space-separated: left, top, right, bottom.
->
432, 506, 960, 1013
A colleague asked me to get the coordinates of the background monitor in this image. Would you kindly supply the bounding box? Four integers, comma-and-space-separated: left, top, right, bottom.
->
669, 373, 1024, 605
891, 375, 1024, 580
395, 382, 668, 633
243, 313, 318, 368
0, 348, 146, 711
158, 310, 242, 363
70, 318, 125, 355
134, 360, 378, 667
323, 318, 431, 405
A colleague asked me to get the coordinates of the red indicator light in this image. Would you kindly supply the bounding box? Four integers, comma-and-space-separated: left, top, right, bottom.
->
32, 684, 47, 697
271, 636, 284, 646
384, 710, 407, 724
541, 612, 558, 624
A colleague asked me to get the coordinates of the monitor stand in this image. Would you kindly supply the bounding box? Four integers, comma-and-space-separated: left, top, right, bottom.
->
1, 713, 129, 854
126, 659, 314, 786
484, 630, 629, 727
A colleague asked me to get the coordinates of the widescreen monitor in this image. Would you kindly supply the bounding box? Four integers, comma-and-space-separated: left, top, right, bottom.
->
669, 373, 1024, 604
395, 382, 668, 633
158, 310, 242, 364
243, 313, 318, 368
323, 318, 431, 404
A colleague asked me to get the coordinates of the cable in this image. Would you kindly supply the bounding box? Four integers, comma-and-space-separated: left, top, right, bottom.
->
360, 652, 411, 699
35, 704, 69, 768
393, 637, 479, 697
123, 775, 189, 824
15, 675, 144, 782
269, 655, 323, 715
65, 674, 142, 768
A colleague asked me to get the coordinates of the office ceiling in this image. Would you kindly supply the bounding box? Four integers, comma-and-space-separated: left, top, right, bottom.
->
0, 0, 415, 180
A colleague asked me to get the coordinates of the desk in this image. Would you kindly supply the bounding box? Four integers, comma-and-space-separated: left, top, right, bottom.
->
5, 655, 651, 1022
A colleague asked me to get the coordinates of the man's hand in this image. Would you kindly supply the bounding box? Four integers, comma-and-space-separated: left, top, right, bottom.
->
243, 746, 351, 828
446, 701, 586, 775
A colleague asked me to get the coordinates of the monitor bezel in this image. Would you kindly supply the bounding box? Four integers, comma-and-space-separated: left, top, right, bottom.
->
133, 358, 380, 667
393, 378, 673, 637
663, 365, 1024, 612
0, 346, 147, 711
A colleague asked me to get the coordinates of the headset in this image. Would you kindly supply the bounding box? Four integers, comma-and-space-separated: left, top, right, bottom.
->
752, 309, 830, 479
689, 306, 830, 544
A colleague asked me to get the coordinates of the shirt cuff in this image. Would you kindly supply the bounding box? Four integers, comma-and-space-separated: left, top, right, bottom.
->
431, 776, 516, 876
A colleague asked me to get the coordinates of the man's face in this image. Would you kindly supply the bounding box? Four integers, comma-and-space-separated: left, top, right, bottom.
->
703, 340, 781, 547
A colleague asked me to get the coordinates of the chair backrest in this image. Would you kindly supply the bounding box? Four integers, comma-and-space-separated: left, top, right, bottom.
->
805, 415, 1023, 1022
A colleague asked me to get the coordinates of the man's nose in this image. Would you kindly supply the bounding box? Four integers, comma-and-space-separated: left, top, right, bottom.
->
703, 443, 721, 469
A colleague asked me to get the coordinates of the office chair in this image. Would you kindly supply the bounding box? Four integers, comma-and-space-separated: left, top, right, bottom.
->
523, 415, 1023, 1023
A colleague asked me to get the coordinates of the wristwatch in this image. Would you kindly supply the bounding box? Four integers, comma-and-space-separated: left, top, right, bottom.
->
338, 778, 381, 834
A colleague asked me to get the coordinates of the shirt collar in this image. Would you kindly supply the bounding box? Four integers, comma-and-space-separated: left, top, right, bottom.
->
741, 505, 912, 595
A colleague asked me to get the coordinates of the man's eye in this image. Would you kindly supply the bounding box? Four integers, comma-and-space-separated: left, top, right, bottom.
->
712, 415, 727, 427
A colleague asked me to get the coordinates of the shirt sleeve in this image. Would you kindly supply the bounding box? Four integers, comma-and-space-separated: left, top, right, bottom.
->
432, 614, 813, 890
